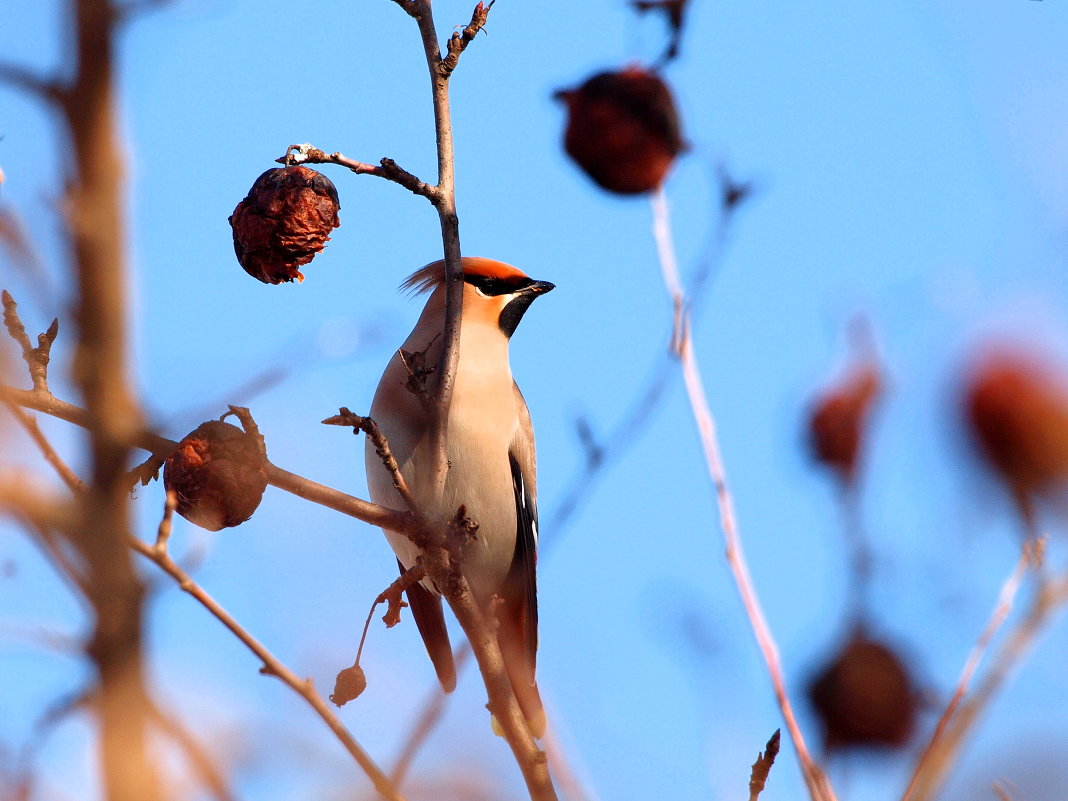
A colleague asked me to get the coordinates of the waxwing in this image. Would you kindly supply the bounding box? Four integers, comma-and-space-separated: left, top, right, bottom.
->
366, 257, 554, 737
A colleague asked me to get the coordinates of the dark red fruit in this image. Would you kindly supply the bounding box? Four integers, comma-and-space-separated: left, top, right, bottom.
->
964, 349, 1068, 502
163, 420, 268, 531
229, 166, 340, 284
807, 634, 918, 751
556, 67, 686, 195
808, 364, 880, 483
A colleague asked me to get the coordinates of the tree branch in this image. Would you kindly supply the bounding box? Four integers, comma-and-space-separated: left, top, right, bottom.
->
324, 407, 417, 512
279, 144, 440, 202
902, 547, 1064, 801
649, 188, 835, 801
0, 62, 65, 103
901, 542, 1038, 801
47, 2, 161, 798
3, 379, 405, 800
132, 494, 407, 801
441, 1, 494, 78
1, 291, 59, 393
392, 5, 558, 798
0, 381, 429, 538
2, 400, 84, 492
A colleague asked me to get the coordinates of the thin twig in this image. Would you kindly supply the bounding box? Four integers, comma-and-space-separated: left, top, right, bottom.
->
323, 407, 417, 511
332, 564, 429, 708
541, 724, 599, 801
146, 699, 236, 801
0, 62, 65, 103
279, 145, 439, 202
547, 166, 745, 540
130, 497, 407, 801
441, 1, 495, 77
8, 688, 92, 801
903, 563, 1068, 801
2, 400, 84, 492
2, 291, 59, 393
390, 644, 472, 788
901, 541, 1038, 801
748, 729, 781, 801
649, 187, 835, 801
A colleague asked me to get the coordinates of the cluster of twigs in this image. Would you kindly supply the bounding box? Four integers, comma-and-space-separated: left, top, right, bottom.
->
5, 2, 1064, 801
647, 186, 1068, 801
0, 1, 561, 800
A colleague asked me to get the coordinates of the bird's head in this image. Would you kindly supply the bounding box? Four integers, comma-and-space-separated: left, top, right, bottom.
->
404, 257, 555, 337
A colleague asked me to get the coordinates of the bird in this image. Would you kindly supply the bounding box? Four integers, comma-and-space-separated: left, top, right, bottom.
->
365, 256, 554, 737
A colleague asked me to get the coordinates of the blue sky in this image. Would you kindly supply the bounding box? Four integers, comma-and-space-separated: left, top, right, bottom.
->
3, 1, 1068, 800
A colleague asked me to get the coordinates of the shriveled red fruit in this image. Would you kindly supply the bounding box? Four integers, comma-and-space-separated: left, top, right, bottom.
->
807, 634, 918, 751
229, 166, 340, 284
964, 350, 1068, 503
556, 67, 686, 195
808, 363, 881, 483
163, 420, 268, 531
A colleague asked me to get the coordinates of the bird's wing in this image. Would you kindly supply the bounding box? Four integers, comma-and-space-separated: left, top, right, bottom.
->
367, 348, 456, 692
498, 382, 544, 735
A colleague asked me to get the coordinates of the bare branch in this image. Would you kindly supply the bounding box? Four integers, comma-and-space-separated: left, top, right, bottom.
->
649, 188, 835, 801
278, 144, 439, 202
2, 400, 84, 492
441, 1, 495, 78
390, 644, 472, 788
324, 407, 417, 511
130, 494, 407, 801
902, 544, 1059, 801
547, 166, 749, 541
4, 389, 404, 799
146, 700, 236, 801
389, 0, 419, 19
0, 384, 421, 536
370, 8, 556, 795
901, 542, 1037, 801
437, 558, 557, 801
2, 290, 59, 393
0, 62, 65, 103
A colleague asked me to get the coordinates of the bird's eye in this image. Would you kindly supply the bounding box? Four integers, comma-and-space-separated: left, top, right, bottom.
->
464, 274, 534, 296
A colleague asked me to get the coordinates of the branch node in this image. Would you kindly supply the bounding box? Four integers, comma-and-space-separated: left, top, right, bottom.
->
398, 332, 440, 409
2, 291, 57, 392
0, 62, 66, 104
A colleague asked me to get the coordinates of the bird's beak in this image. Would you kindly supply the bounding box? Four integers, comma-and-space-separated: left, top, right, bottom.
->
524, 280, 556, 296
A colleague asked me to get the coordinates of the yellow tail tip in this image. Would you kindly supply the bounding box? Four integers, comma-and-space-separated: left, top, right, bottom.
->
490, 710, 546, 739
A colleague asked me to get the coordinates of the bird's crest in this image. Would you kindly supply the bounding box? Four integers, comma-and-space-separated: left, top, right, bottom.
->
402, 257, 530, 295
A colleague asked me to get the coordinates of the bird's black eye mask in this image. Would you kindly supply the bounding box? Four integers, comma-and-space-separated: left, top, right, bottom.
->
462, 273, 535, 296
